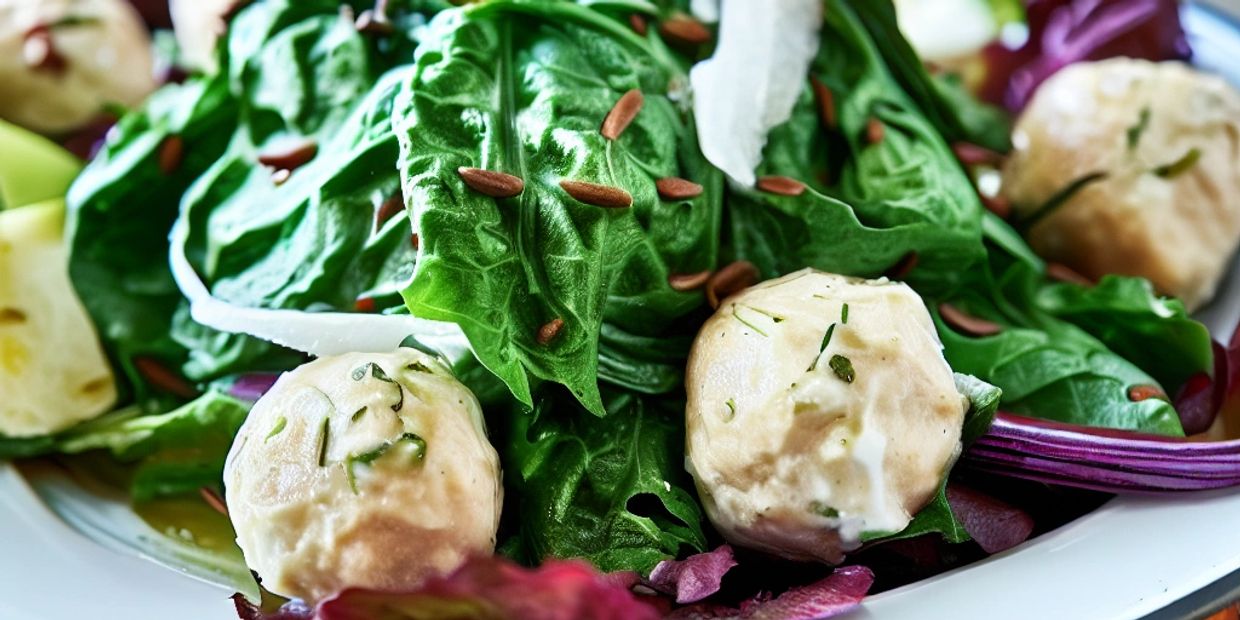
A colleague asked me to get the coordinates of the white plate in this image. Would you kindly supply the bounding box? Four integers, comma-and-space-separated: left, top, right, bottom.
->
3, 4, 1240, 619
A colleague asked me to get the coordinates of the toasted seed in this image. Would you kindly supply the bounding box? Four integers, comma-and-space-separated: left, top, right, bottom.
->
354, 297, 376, 313
375, 194, 405, 230
659, 16, 711, 47
258, 138, 318, 171
458, 167, 525, 198
1046, 262, 1095, 286
560, 180, 633, 208
158, 135, 183, 175
537, 318, 565, 345
200, 487, 228, 517
756, 175, 806, 197
22, 26, 65, 73
669, 270, 712, 291
271, 168, 292, 185
884, 251, 918, 280
707, 261, 759, 309
1128, 385, 1166, 402
133, 356, 200, 399
656, 177, 703, 200
811, 76, 837, 129
980, 193, 1011, 219
629, 13, 648, 36
411, 233, 420, 250
866, 117, 885, 145
952, 142, 1005, 167
601, 89, 644, 140
0, 307, 27, 324
938, 303, 1002, 337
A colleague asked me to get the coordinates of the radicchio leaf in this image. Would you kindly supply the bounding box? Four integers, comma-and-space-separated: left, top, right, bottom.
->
646, 545, 738, 604
944, 484, 1034, 554
667, 565, 874, 620
979, 0, 1191, 111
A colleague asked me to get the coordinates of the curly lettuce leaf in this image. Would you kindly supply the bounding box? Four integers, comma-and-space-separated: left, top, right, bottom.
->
393, 1, 721, 414
505, 388, 706, 574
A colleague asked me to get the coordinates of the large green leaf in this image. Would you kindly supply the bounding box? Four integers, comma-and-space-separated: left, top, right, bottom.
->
505, 388, 706, 573
393, 1, 721, 414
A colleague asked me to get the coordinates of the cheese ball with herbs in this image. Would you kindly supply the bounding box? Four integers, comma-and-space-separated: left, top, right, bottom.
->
1002, 59, 1240, 310
0, 0, 156, 133
685, 269, 968, 563
223, 349, 503, 603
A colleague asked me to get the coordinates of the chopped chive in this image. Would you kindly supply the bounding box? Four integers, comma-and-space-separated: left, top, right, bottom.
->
400, 433, 428, 462
351, 362, 404, 411
730, 305, 769, 337
809, 323, 837, 371
316, 417, 330, 467
841, 303, 849, 324
724, 398, 737, 421
809, 501, 840, 518
1153, 148, 1201, 179
405, 361, 434, 373
829, 354, 855, 384
744, 305, 786, 323
1126, 107, 1150, 151
265, 416, 287, 442
350, 407, 367, 423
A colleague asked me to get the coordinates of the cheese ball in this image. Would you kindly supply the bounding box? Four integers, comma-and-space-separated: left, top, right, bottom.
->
685, 269, 967, 563
0, 0, 156, 133
169, 0, 231, 73
223, 349, 503, 603
1003, 59, 1240, 311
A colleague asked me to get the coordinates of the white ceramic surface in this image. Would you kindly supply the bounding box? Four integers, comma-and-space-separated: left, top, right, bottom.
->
3, 4, 1240, 620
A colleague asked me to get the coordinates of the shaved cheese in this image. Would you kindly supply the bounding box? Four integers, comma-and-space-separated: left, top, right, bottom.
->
168, 218, 470, 363
689, 0, 821, 187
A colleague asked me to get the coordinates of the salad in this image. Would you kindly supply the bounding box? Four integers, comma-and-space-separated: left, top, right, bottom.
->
1, 0, 1239, 617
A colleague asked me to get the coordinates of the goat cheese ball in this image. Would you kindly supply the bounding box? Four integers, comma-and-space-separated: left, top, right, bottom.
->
169, 0, 232, 73
1002, 59, 1240, 310
685, 269, 967, 563
0, 0, 156, 133
223, 349, 503, 603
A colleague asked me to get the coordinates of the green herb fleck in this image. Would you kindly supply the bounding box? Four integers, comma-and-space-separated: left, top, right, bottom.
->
1153, 148, 1201, 179
745, 305, 786, 323
730, 305, 769, 337
399, 433, 428, 462
809, 501, 840, 519
351, 362, 404, 411
316, 417, 330, 467
1018, 171, 1108, 230
265, 416, 287, 442
724, 398, 737, 421
841, 303, 849, 324
406, 361, 434, 373
809, 323, 837, 371
1126, 107, 1151, 151
343, 433, 428, 494
829, 354, 855, 383
350, 407, 367, 423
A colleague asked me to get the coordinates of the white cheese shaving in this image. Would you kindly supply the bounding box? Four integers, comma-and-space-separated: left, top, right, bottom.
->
689, 0, 822, 187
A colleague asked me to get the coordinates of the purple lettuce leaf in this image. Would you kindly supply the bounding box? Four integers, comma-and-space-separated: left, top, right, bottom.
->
666, 566, 874, 620
944, 484, 1035, 554
647, 545, 739, 604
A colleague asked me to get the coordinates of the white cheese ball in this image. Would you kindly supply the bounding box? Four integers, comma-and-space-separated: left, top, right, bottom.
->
685, 269, 967, 563
0, 200, 117, 437
1003, 59, 1240, 311
170, 0, 231, 73
0, 0, 156, 133
224, 349, 503, 603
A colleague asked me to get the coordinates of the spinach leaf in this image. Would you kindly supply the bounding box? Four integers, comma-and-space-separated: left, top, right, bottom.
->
393, 1, 721, 414
739, 0, 987, 295
505, 387, 706, 573
1033, 276, 1212, 394
0, 392, 249, 501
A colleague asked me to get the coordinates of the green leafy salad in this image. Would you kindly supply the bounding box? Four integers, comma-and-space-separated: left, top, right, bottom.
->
1, 0, 1235, 617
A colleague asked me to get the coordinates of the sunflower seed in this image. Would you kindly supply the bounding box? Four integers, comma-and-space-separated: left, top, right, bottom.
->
629, 13, 648, 35
811, 76, 836, 129
669, 270, 712, 291
866, 117, 885, 145
537, 318, 565, 345
457, 167, 525, 198
560, 180, 632, 208
938, 303, 1002, 337
258, 138, 318, 171
656, 177, 703, 200
707, 261, 759, 309
1046, 263, 1094, 286
659, 16, 711, 47
756, 175, 806, 197
158, 135, 183, 175
601, 89, 644, 140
